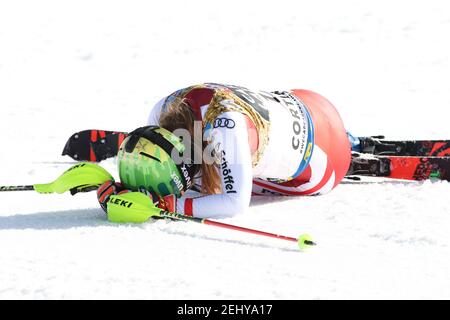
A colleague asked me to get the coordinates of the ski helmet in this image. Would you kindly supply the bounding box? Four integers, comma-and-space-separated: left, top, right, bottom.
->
117, 126, 198, 198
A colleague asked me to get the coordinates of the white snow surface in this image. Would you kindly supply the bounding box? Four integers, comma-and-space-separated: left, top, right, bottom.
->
1, 0, 450, 299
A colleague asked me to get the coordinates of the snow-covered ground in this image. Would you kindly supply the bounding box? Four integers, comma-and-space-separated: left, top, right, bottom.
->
1, 0, 450, 299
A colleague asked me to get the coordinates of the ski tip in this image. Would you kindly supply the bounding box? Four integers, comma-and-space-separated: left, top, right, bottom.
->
62, 134, 76, 157
297, 234, 316, 250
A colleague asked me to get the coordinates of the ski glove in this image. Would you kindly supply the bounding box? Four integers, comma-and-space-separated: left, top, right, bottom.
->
155, 194, 177, 212
97, 180, 177, 214
138, 192, 177, 212
97, 180, 131, 212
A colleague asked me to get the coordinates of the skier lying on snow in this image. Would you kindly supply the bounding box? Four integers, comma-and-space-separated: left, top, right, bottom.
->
97, 83, 352, 219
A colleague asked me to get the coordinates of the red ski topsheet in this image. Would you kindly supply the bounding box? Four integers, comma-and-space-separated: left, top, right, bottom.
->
386, 156, 450, 181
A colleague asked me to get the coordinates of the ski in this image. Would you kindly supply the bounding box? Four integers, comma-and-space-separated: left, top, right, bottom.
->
356, 135, 450, 157
347, 152, 450, 181
64, 130, 450, 162
62, 130, 128, 162
61, 130, 450, 182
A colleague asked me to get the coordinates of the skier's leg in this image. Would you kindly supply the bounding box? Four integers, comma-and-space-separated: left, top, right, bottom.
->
252, 90, 351, 196
251, 147, 332, 196
291, 89, 351, 193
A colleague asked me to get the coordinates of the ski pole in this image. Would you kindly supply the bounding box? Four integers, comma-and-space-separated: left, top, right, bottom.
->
160, 210, 316, 249
107, 192, 316, 250
0, 162, 113, 194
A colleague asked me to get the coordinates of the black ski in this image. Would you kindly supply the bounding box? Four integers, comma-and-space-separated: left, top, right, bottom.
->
357, 136, 450, 157
62, 130, 128, 162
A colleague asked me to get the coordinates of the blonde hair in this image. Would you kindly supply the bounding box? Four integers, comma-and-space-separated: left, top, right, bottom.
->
159, 98, 222, 195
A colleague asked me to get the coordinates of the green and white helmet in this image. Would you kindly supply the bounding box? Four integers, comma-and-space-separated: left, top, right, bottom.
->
117, 126, 198, 198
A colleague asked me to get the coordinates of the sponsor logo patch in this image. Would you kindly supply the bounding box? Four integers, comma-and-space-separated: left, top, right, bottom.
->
213, 118, 236, 129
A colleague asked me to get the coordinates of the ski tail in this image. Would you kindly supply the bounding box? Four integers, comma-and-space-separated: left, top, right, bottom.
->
62, 130, 128, 162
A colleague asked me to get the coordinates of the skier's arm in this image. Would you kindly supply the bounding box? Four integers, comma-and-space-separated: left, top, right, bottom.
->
176, 112, 253, 218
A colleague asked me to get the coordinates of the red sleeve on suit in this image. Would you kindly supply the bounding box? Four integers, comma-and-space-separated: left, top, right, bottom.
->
184, 198, 194, 217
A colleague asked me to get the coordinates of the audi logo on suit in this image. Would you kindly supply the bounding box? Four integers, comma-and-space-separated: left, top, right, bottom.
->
213, 118, 236, 129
